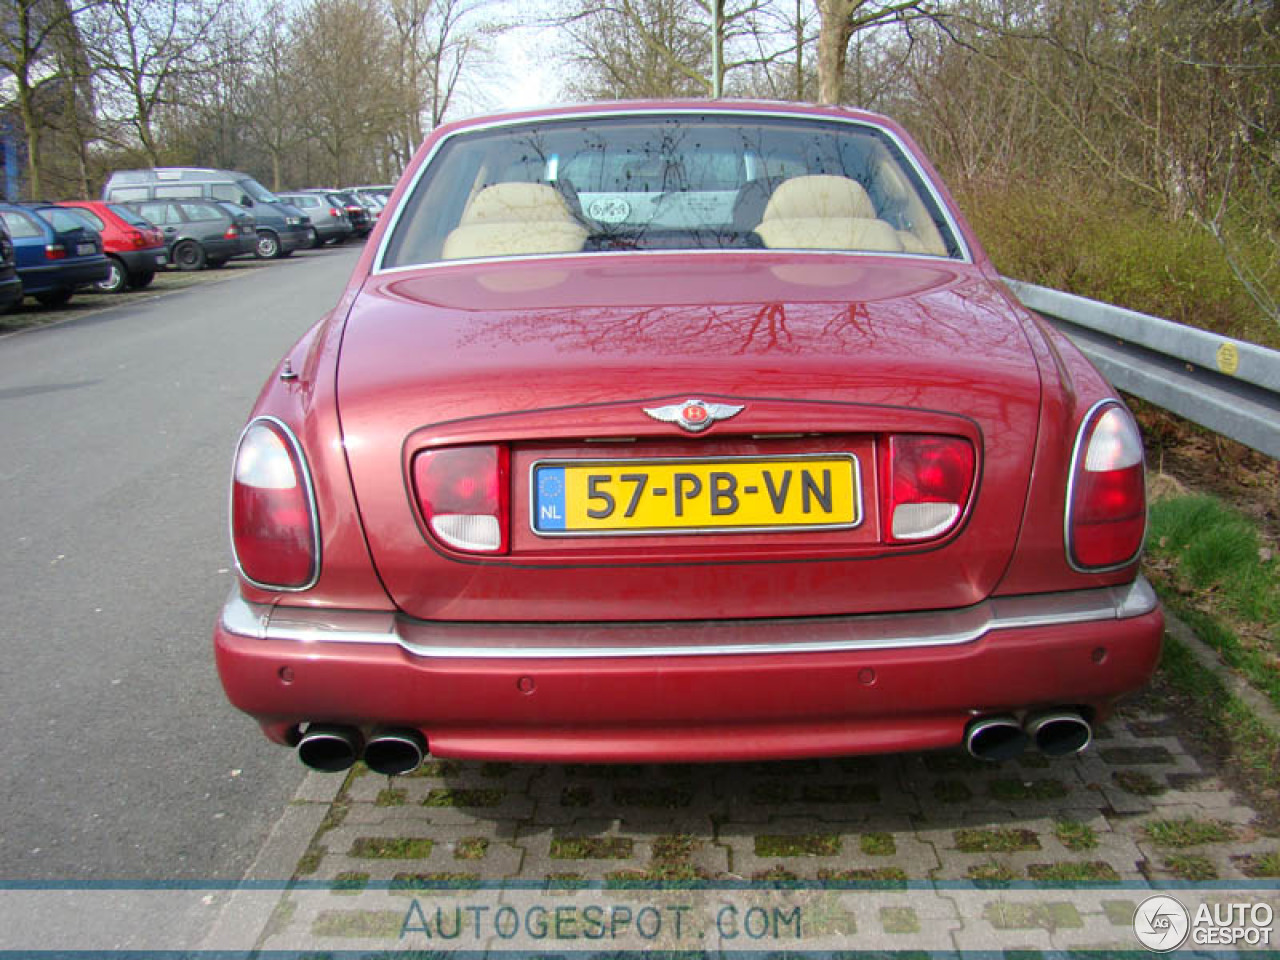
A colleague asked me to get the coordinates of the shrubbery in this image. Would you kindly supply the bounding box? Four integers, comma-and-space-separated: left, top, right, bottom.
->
954, 179, 1278, 350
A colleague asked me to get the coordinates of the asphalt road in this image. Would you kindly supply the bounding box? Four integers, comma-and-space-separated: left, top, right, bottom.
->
0, 246, 360, 880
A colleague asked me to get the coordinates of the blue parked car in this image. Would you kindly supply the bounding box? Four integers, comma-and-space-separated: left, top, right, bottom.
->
0, 221, 22, 313
0, 203, 110, 307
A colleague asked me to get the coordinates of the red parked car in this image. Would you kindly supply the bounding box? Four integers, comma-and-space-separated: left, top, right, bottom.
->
57, 201, 166, 293
214, 102, 1162, 776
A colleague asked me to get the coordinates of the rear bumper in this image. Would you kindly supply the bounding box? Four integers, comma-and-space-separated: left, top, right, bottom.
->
114, 247, 166, 273
18, 258, 110, 293
214, 580, 1163, 762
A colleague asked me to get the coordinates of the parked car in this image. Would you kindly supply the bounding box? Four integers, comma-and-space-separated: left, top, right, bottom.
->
301, 188, 371, 238
214, 102, 1163, 776
57, 201, 167, 293
125, 199, 256, 270
102, 167, 311, 259
0, 203, 109, 307
277, 191, 353, 247
0, 221, 22, 312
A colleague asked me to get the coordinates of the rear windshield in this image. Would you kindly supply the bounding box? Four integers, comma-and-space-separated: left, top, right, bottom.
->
381, 114, 960, 268
109, 204, 151, 227
180, 201, 226, 221
0, 210, 42, 238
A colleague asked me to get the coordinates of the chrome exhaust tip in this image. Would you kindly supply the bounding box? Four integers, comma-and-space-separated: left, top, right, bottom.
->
297, 723, 363, 772
1026, 710, 1092, 757
363, 729, 427, 777
964, 715, 1029, 762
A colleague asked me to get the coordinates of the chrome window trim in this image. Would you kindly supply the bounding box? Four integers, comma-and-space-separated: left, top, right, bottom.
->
222, 577, 1158, 660
1063, 399, 1148, 574
228, 415, 322, 593
373, 107, 973, 274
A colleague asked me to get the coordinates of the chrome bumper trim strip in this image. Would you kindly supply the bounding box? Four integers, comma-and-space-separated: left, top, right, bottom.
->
221, 577, 1158, 660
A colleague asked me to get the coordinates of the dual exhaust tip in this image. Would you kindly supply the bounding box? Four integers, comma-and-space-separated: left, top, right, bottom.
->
965, 709, 1092, 762
297, 724, 426, 776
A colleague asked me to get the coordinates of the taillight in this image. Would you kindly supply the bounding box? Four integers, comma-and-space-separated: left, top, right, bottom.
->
412, 445, 509, 553
231, 418, 319, 589
224, 225, 238, 239
883, 434, 975, 541
329, 208, 341, 218
45, 244, 66, 260
1067, 402, 1146, 570
126, 229, 146, 248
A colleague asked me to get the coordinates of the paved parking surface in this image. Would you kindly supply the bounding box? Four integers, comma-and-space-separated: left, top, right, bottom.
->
248, 698, 1274, 950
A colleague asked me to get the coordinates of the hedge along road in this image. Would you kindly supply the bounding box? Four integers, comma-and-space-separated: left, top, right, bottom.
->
0, 245, 360, 881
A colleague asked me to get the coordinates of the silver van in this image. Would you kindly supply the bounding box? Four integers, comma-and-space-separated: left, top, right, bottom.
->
102, 168, 311, 259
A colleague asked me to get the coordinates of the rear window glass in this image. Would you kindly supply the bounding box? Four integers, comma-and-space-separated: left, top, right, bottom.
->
155, 185, 203, 199
180, 201, 224, 221
108, 204, 151, 227
0, 210, 42, 238
108, 187, 150, 202
65, 207, 106, 231
382, 114, 960, 268
40, 208, 95, 232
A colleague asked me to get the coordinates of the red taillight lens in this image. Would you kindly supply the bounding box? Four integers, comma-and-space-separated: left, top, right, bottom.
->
329, 208, 341, 218
1068, 404, 1146, 569
231, 420, 318, 588
224, 225, 238, 239
127, 229, 146, 248
884, 434, 975, 541
45, 244, 66, 260
412, 445, 509, 553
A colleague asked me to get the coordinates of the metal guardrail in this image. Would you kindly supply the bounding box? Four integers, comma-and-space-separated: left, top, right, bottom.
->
1004, 278, 1280, 460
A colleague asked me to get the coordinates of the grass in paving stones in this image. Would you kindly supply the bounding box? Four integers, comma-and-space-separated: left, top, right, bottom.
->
1113, 770, 1167, 796
819, 867, 908, 886
550, 836, 634, 859
312, 909, 403, 938
1239, 850, 1280, 877
922, 751, 988, 774
408, 759, 463, 777
606, 861, 707, 887
1104, 899, 1139, 926
652, 835, 699, 861
955, 827, 1040, 853
966, 861, 1017, 884
1164, 854, 1219, 880
1145, 817, 1236, 847
984, 901, 1082, 932
390, 872, 482, 891
330, 871, 369, 895
544, 873, 589, 889
989, 779, 1068, 801
1027, 861, 1120, 882
753, 866, 803, 885
881, 906, 921, 934
560, 786, 594, 807
422, 787, 504, 807
933, 780, 972, 803
454, 837, 489, 860
375, 788, 407, 807
613, 785, 693, 808
294, 844, 326, 877
750, 781, 791, 804
349, 837, 433, 859
1054, 819, 1098, 851
1100, 745, 1175, 765
755, 833, 842, 857
801, 782, 880, 803
859, 832, 896, 856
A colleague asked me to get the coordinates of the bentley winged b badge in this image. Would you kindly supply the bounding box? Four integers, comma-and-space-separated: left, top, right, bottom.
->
643, 399, 744, 433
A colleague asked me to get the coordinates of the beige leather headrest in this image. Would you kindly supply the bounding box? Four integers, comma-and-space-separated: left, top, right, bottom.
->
443, 183, 587, 260
761, 175, 877, 222
458, 183, 573, 225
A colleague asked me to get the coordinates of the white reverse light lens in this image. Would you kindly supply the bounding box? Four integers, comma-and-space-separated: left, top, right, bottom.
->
430, 515, 501, 552
1084, 407, 1143, 472
235, 424, 298, 490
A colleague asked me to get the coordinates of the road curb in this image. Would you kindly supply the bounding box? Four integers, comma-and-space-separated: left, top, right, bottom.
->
1163, 608, 1280, 735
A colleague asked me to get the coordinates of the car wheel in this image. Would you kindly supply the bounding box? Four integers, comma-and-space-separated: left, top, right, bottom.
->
308, 228, 322, 249
34, 288, 73, 308
95, 256, 128, 294
174, 240, 206, 271
129, 271, 155, 290
255, 230, 281, 259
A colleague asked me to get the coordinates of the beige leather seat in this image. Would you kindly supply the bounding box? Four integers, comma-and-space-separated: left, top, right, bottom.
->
442, 183, 588, 260
753, 175, 904, 253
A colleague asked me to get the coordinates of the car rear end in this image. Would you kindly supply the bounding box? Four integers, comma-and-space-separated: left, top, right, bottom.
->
214, 105, 1161, 771
0, 205, 109, 302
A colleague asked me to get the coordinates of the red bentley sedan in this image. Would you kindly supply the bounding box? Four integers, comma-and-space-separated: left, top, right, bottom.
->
214, 102, 1162, 775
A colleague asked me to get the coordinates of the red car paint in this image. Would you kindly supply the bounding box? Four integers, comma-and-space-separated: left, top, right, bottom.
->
57, 201, 166, 289
215, 101, 1162, 765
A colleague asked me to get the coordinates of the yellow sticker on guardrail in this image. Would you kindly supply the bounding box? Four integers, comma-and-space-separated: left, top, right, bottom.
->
1217, 342, 1240, 375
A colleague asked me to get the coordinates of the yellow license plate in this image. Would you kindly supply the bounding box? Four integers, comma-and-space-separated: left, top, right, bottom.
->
531, 456, 861, 535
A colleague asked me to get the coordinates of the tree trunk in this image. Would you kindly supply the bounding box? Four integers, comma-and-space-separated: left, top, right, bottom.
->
16, 84, 41, 199
816, 0, 854, 104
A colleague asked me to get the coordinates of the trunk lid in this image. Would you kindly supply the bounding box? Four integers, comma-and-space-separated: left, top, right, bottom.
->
337, 254, 1042, 622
